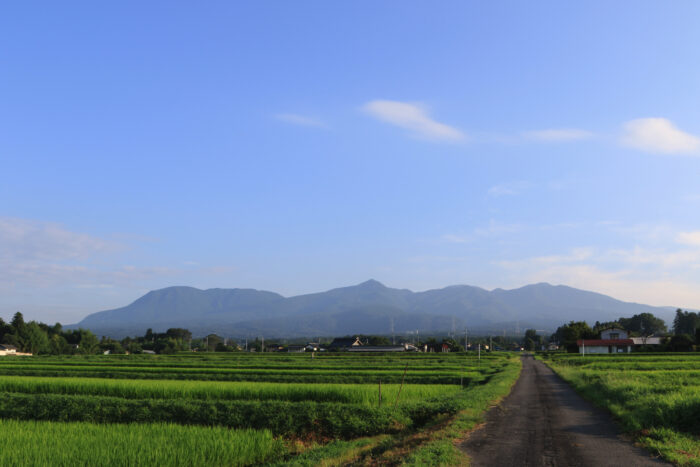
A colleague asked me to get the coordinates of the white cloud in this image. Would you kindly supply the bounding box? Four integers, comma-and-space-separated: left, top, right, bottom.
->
0, 217, 118, 262
522, 128, 593, 142
441, 234, 472, 244
0, 217, 179, 290
496, 236, 700, 308
362, 100, 465, 142
274, 113, 327, 128
677, 231, 700, 246
621, 118, 700, 154
488, 181, 532, 196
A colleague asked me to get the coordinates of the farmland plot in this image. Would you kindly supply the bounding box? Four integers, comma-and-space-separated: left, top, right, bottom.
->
0, 351, 520, 465
542, 353, 700, 466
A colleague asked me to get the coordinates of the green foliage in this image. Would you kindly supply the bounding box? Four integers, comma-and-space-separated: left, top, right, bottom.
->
0, 420, 285, 466
553, 321, 596, 352
0, 350, 521, 464
542, 353, 700, 466
618, 312, 667, 336
673, 309, 700, 337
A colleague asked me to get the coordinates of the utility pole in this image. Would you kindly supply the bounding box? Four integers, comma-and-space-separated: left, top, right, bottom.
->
489, 336, 492, 352
261, 336, 264, 353
464, 327, 468, 352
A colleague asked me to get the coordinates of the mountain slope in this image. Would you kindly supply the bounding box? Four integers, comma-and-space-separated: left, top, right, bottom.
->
72, 280, 677, 338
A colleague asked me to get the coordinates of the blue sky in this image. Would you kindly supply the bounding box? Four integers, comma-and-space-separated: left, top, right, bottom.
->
2, 1, 700, 323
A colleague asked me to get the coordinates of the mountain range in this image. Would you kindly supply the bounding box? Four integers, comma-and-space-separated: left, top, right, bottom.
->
70, 280, 677, 338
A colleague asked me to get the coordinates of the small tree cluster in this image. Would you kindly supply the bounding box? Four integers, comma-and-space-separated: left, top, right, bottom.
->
0, 312, 100, 355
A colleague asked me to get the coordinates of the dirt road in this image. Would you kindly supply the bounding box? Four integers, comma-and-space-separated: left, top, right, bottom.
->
460, 355, 669, 466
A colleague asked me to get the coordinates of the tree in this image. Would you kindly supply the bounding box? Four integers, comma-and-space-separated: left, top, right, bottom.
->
673, 309, 699, 336
524, 329, 541, 351
593, 320, 622, 334
166, 328, 192, 342
23, 322, 50, 354
442, 338, 464, 352
99, 337, 125, 354
0, 318, 11, 342
77, 329, 100, 354
10, 312, 25, 332
553, 321, 596, 353
49, 334, 71, 355
204, 334, 223, 352
619, 313, 667, 336
667, 334, 694, 352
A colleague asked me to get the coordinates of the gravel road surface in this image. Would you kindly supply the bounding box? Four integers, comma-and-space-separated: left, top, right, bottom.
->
460, 354, 669, 466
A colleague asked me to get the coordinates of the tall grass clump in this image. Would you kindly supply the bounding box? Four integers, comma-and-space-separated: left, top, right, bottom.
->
0, 420, 285, 466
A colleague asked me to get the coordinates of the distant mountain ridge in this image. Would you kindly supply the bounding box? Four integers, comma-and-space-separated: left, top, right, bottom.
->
72, 280, 677, 338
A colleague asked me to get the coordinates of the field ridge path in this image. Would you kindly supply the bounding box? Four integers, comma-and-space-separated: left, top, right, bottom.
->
460, 354, 670, 466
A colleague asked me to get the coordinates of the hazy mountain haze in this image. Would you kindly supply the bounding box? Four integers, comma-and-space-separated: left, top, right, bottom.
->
73, 280, 676, 338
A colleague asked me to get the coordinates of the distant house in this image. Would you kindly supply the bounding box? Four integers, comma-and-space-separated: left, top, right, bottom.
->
578, 328, 632, 354
0, 344, 17, 356
305, 343, 321, 352
425, 342, 450, 353
578, 327, 664, 354
601, 328, 628, 340
287, 345, 306, 353
347, 343, 416, 352
328, 337, 363, 351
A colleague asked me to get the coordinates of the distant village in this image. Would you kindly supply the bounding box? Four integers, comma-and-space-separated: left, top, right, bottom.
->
1, 309, 698, 356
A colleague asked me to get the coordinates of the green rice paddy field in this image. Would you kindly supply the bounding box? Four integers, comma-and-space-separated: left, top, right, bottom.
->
542, 353, 700, 466
0, 352, 521, 466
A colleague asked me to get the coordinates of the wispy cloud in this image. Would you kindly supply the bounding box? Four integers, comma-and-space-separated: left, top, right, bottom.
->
441, 234, 472, 244
362, 100, 465, 142
677, 231, 700, 246
621, 118, 700, 155
274, 113, 327, 128
488, 181, 532, 197
0, 217, 176, 290
0, 217, 120, 262
495, 228, 700, 308
522, 128, 593, 142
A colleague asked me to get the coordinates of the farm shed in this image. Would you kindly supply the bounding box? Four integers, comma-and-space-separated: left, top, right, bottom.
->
577, 339, 633, 354
287, 345, 305, 353
0, 344, 17, 356
630, 337, 663, 346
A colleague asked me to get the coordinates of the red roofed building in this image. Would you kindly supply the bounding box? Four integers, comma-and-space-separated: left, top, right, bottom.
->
577, 328, 633, 354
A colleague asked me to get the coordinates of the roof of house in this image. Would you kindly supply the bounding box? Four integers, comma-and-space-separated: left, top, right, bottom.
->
347, 345, 406, 352
577, 339, 634, 346
0, 344, 17, 350
630, 337, 663, 345
328, 337, 362, 348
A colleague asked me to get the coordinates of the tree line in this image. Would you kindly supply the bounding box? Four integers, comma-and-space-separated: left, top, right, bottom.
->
551, 310, 699, 352
0, 312, 201, 355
